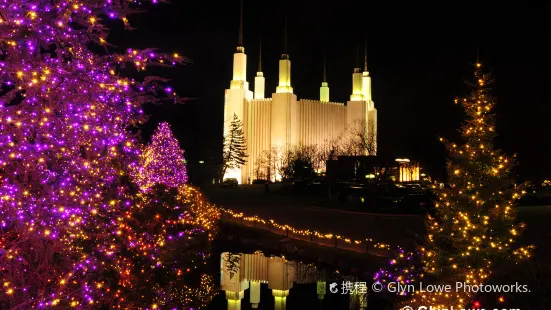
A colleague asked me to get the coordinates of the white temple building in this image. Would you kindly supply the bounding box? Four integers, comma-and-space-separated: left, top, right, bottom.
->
223, 4, 378, 184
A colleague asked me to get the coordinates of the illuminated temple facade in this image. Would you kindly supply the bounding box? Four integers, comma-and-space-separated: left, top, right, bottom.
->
223, 8, 378, 184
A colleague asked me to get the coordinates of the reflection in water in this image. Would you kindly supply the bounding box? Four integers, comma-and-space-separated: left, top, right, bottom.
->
220, 251, 368, 310
156, 274, 217, 309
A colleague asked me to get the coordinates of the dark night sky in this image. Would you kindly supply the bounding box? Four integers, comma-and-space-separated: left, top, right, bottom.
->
111, 1, 548, 182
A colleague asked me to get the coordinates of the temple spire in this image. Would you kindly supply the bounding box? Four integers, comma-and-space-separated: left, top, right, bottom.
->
363, 35, 368, 72
361, 35, 372, 103
230, 0, 247, 86
320, 53, 329, 102
323, 53, 327, 82
237, 0, 244, 49
281, 15, 289, 59
284, 16, 288, 54
276, 14, 292, 93
355, 42, 360, 68
258, 34, 262, 72
254, 34, 265, 99
351, 41, 362, 99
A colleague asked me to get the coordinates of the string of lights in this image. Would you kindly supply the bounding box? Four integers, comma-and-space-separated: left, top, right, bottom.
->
219, 207, 394, 251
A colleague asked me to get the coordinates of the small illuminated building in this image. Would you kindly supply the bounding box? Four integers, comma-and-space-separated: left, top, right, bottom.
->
395, 158, 420, 182
326, 156, 421, 183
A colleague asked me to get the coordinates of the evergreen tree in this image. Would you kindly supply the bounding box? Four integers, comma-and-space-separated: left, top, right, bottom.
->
134, 122, 188, 192
222, 113, 247, 178
125, 184, 219, 308
406, 62, 532, 308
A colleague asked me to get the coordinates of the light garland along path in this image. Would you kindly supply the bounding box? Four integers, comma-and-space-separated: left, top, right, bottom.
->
219, 207, 400, 257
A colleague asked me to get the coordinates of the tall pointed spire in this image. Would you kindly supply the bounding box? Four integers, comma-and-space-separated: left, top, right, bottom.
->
282, 15, 288, 58
237, 0, 244, 49
258, 34, 262, 72
230, 0, 247, 87
323, 53, 327, 82
361, 35, 373, 103
254, 34, 265, 99
363, 35, 368, 72
320, 52, 329, 101
355, 42, 360, 68
351, 41, 362, 99
276, 14, 292, 93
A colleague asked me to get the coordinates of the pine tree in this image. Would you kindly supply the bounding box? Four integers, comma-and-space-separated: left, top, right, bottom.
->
124, 185, 219, 308
222, 113, 247, 178
134, 122, 188, 192
406, 62, 532, 308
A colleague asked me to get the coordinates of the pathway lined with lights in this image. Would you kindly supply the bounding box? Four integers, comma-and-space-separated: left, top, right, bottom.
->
203, 186, 426, 254
220, 208, 399, 255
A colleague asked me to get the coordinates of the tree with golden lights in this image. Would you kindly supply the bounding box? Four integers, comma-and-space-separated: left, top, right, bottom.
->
405, 63, 532, 308
122, 185, 219, 308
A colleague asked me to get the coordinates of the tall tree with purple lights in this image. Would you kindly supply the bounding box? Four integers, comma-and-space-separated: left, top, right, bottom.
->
398, 62, 533, 308
134, 122, 188, 192
0, 1, 218, 308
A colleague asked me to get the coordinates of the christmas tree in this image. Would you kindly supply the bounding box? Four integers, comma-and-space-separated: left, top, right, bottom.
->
134, 122, 188, 192
0, 1, 219, 308
222, 113, 247, 179
122, 185, 219, 308
373, 62, 533, 308
400, 62, 532, 308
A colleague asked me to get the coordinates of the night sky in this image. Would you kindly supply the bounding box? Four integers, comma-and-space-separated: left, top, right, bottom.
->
111, 1, 547, 182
